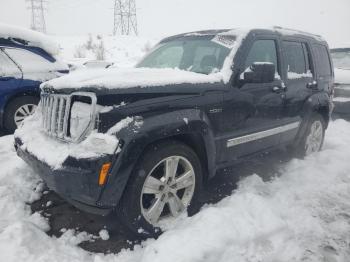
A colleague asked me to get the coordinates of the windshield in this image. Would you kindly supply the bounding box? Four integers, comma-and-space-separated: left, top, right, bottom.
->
136, 36, 234, 74
331, 49, 350, 69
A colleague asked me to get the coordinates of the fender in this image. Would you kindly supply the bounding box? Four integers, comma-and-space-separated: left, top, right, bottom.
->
97, 109, 216, 207
294, 91, 331, 145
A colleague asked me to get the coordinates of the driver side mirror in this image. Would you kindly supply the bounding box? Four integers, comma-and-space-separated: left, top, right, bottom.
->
243, 62, 275, 84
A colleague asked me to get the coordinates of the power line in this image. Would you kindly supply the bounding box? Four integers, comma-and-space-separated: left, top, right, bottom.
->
113, 0, 138, 36
27, 0, 47, 33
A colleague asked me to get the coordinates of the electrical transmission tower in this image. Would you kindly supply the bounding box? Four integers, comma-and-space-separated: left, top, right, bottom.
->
113, 0, 138, 36
27, 0, 47, 33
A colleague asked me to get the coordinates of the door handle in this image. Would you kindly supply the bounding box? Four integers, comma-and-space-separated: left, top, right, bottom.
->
272, 86, 285, 93
306, 81, 318, 90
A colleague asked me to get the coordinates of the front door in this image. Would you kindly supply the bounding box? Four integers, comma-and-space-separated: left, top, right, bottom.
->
218, 37, 288, 163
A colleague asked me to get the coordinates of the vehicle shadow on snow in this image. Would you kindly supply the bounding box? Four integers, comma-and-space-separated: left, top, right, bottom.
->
31, 148, 293, 254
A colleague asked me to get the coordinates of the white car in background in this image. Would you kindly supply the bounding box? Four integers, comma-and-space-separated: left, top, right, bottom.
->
331, 48, 350, 117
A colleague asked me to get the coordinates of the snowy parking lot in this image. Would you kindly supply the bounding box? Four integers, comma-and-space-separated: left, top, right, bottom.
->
1, 119, 350, 262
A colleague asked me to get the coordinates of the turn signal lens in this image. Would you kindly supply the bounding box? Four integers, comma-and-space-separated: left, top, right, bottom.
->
98, 162, 112, 186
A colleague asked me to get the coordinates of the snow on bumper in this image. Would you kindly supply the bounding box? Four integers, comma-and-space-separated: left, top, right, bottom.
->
14, 112, 119, 170
13, 112, 120, 213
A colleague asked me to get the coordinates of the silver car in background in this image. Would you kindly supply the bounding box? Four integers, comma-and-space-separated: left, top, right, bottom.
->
331, 48, 350, 117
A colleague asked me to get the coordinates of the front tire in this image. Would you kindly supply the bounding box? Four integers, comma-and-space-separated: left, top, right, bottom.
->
4, 96, 39, 133
117, 140, 203, 237
294, 113, 325, 158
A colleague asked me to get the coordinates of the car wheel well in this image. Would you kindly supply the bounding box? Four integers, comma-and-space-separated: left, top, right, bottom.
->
316, 106, 329, 128
2, 93, 40, 132
142, 133, 209, 182
4, 91, 40, 111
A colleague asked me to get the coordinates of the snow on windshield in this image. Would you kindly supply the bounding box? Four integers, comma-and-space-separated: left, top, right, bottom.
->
137, 37, 231, 75
43, 30, 249, 90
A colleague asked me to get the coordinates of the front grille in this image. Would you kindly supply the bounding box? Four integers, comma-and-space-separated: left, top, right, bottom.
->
40, 92, 97, 142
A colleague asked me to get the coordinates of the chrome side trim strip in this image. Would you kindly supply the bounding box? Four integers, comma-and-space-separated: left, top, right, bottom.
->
227, 122, 300, 148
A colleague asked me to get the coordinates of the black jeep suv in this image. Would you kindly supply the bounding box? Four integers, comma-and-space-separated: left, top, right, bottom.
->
15, 27, 334, 236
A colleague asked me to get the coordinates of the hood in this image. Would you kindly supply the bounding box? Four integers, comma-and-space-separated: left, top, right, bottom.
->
41, 67, 224, 93
334, 68, 350, 85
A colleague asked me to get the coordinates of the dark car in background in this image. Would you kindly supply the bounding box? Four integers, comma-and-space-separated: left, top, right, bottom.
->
330, 48, 350, 118
16, 27, 333, 236
0, 25, 68, 133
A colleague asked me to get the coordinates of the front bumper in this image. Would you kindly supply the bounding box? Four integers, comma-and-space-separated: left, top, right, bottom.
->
15, 138, 114, 216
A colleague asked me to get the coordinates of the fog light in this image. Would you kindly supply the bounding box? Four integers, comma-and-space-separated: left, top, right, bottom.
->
98, 162, 112, 186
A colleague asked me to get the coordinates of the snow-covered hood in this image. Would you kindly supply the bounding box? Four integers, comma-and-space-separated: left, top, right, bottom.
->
41, 67, 224, 91
334, 68, 350, 84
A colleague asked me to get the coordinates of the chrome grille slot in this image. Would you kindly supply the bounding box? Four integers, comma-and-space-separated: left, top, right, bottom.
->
40, 92, 97, 143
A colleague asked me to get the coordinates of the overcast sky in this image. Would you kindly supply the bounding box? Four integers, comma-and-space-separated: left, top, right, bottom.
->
0, 0, 349, 47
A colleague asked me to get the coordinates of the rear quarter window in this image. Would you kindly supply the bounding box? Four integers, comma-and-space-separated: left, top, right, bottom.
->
313, 44, 332, 76
283, 41, 313, 79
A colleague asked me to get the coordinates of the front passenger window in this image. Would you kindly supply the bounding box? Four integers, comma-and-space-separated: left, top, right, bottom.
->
244, 40, 279, 74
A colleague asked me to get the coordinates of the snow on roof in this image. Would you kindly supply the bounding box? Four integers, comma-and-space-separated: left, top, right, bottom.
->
173, 27, 324, 42
0, 23, 60, 55
271, 26, 325, 42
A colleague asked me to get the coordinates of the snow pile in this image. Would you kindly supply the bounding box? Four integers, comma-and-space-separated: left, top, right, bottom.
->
14, 107, 120, 169
1, 119, 350, 261
42, 67, 223, 90
334, 68, 350, 84
99, 230, 110, 241
50, 34, 157, 68
0, 23, 60, 55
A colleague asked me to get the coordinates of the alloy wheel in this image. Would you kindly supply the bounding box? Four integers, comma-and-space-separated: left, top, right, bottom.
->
305, 120, 324, 155
14, 104, 37, 127
140, 156, 196, 226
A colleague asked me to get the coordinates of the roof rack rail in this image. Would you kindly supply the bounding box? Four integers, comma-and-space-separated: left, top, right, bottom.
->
273, 26, 322, 38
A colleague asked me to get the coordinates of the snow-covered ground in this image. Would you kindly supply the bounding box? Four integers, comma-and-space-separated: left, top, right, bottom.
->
1, 119, 350, 262
51, 34, 158, 68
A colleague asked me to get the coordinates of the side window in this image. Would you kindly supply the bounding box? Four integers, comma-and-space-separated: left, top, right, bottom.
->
313, 44, 332, 76
283, 41, 312, 79
244, 40, 279, 73
4, 48, 52, 73
0, 50, 21, 76
302, 43, 313, 74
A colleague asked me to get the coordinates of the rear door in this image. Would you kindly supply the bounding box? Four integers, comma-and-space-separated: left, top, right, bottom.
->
218, 36, 288, 163
279, 40, 315, 144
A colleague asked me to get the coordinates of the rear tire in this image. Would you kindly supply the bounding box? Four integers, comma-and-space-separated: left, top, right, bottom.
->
293, 113, 325, 158
117, 140, 203, 237
4, 96, 39, 133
